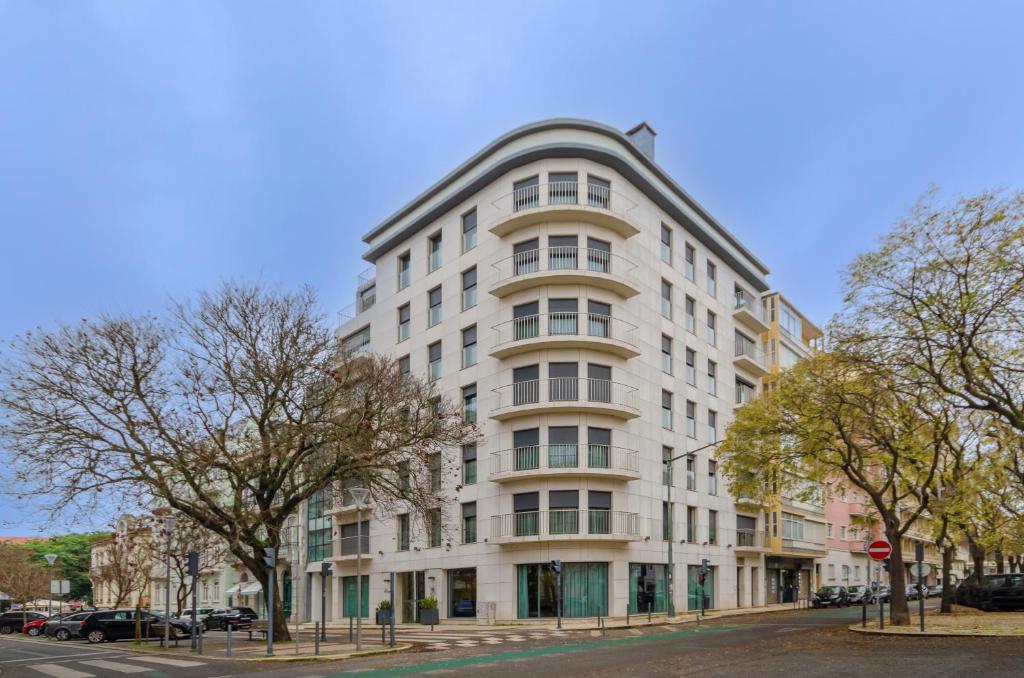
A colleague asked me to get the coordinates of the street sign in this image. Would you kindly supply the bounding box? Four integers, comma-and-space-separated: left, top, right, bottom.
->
50, 580, 70, 595
911, 562, 932, 578
867, 540, 892, 561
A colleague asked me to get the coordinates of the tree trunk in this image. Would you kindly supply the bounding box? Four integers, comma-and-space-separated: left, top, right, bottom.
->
940, 545, 954, 613
253, 564, 290, 642
885, 522, 910, 625
968, 538, 985, 583
994, 547, 1004, 574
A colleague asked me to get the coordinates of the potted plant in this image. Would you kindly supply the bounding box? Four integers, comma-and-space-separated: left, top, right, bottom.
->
375, 600, 393, 625
418, 596, 440, 625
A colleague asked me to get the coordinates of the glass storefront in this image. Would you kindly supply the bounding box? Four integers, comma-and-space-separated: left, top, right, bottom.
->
687, 565, 715, 611
448, 568, 477, 618
342, 575, 369, 617
517, 562, 608, 618
629, 563, 667, 614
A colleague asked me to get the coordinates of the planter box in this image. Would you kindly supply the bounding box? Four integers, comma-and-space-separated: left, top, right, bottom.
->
419, 608, 439, 625
375, 609, 393, 625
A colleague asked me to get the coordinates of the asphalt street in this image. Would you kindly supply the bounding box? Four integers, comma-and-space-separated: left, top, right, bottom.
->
2, 604, 1022, 678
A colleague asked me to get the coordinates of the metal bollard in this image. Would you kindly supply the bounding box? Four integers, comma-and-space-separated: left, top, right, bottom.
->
314, 622, 320, 655
226, 623, 232, 657
349, 616, 353, 643
647, 601, 652, 623
197, 627, 203, 654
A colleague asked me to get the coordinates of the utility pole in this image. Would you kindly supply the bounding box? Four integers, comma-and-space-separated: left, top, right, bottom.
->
161, 515, 177, 648
350, 488, 370, 652
320, 562, 330, 640
187, 551, 199, 651
263, 547, 276, 656
44, 554, 57, 618
551, 560, 562, 629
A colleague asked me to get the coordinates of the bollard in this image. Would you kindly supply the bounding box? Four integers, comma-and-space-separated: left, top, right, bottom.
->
349, 616, 353, 643
626, 608, 630, 626
314, 622, 320, 655
879, 599, 885, 631
197, 626, 203, 655
862, 597, 867, 628
647, 601, 652, 623
381, 622, 385, 645
226, 623, 232, 658
696, 611, 700, 626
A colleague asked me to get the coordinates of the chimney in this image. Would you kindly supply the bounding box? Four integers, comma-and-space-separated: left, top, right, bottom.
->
625, 121, 656, 160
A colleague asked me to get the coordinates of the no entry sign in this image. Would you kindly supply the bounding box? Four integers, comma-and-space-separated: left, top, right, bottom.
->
867, 540, 893, 561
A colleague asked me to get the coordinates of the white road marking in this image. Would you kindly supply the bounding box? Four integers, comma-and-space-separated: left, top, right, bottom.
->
79, 660, 151, 673
123, 655, 206, 667
25, 664, 95, 678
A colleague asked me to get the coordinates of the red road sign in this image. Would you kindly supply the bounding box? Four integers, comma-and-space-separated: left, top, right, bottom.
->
867, 540, 892, 561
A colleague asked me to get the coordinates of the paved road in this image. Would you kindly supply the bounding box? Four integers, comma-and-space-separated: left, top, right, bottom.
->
3, 605, 1022, 678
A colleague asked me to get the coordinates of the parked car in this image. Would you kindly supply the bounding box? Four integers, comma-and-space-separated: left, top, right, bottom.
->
80, 609, 192, 644
958, 574, 1024, 611
179, 607, 216, 624
203, 607, 259, 631
846, 585, 875, 605
0, 611, 46, 634
905, 584, 924, 601
812, 585, 850, 608
876, 585, 891, 603
24, 614, 65, 636
926, 584, 944, 598
44, 611, 93, 640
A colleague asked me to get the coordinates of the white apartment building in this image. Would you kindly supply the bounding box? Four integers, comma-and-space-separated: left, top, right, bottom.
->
294, 119, 783, 625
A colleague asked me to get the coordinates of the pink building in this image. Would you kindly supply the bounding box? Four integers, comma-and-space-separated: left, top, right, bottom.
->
821, 482, 883, 588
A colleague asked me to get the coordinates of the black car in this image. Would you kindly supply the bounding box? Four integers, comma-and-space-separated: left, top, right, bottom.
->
846, 585, 875, 605
0, 611, 46, 634
812, 585, 850, 608
80, 609, 191, 643
958, 574, 1024, 611
203, 607, 259, 631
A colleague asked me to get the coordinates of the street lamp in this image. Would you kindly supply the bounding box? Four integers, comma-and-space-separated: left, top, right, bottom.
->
45, 554, 58, 617
349, 487, 371, 652
665, 440, 722, 618
162, 515, 177, 648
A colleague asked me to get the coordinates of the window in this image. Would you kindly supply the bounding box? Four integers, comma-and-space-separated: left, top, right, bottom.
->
462, 209, 477, 252
462, 445, 477, 485
781, 512, 805, 540
549, 490, 579, 535
661, 335, 672, 374
685, 296, 696, 333
513, 238, 540, 275
462, 502, 477, 544
549, 298, 579, 335
428, 232, 443, 272
663, 502, 672, 540
827, 523, 833, 538
306, 489, 332, 561
840, 525, 847, 540
587, 300, 611, 337
428, 454, 442, 491
685, 348, 696, 385
706, 261, 717, 297
549, 172, 578, 204
344, 326, 370, 353
780, 302, 802, 340
706, 311, 717, 345
549, 426, 579, 468
684, 244, 695, 281
660, 224, 672, 263
828, 563, 836, 581
708, 458, 718, 495
428, 341, 442, 381
707, 360, 717, 395
428, 286, 442, 327
513, 491, 540, 536
462, 267, 477, 310
587, 237, 611, 273
661, 279, 672, 318
340, 520, 369, 556
546, 235, 580, 270
358, 284, 375, 312
708, 510, 718, 545
661, 390, 673, 429
462, 383, 477, 423
686, 456, 696, 490
662, 446, 673, 486
686, 400, 696, 438
397, 304, 411, 342
736, 378, 755, 405
513, 364, 540, 405
549, 362, 579, 401
398, 251, 411, 290
427, 508, 442, 548
708, 410, 717, 443
587, 174, 610, 209
398, 354, 410, 375
587, 427, 611, 468
514, 428, 540, 470
398, 462, 410, 492
587, 363, 611, 402
588, 490, 611, 534
513, 176, 540, 211
842, 564, 850, 583
687, 506, 697, 543
462, 325, 477, 367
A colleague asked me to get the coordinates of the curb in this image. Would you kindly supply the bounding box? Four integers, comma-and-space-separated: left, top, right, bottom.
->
848, 623, 1022, 638
111, 640, 414, 663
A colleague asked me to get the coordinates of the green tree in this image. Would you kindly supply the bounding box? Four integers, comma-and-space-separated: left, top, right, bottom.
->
19, 532, 107, 603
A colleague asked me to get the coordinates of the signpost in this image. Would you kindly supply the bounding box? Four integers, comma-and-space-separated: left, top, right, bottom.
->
867, 541, 891, 630
50, 580, 70, 616
915, 542, 925, 632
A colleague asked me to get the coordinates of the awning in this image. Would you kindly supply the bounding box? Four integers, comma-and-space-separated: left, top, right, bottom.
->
225, 583, 242, 595
239, 581, 263, 595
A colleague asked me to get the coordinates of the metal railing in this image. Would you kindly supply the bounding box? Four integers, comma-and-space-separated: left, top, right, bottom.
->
735, 382, 756, 405
780, 537, 828, 552
491, 313, 637, 350
735, 529, 765, 548
490, 445, 639, 475
336, 534, 371, 557
490, 510, 639, 539
491, 247, 638, 286
734, 289, 765, 321
493, 378, 638, 412
734, 336, 767, 368
500, 181, 630, 216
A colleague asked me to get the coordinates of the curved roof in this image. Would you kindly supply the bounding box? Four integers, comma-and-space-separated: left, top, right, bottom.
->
362, 118, 770, 290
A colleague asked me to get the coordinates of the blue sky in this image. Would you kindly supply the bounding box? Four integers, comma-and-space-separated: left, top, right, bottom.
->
2, 1, 1023, 536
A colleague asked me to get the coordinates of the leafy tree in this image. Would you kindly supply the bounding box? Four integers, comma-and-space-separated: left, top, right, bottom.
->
0, 283, 476, 641
19, 532, 107, 603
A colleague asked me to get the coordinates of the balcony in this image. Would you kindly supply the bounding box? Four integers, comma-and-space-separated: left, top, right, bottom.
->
733, 336, 769, 377
326, 490, 374, 517
488, 181, 640, 239
734, 493, 766, 511
779, 537, 828, 557
490, 313, 640, 359
330, 534, 373, 562
489, 445, 641, 483
733, 290, 769, 333
734, 529, 768, 554
491, 378, 640, 421
489, 247, 640, 299
489, 510, 640, 544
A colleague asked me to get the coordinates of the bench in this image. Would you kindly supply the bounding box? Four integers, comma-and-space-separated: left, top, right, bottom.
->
246, 620, 269, 641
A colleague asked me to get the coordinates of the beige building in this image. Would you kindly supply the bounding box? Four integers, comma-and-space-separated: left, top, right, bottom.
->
296, 119, 806, 623
90, 516, 153, 609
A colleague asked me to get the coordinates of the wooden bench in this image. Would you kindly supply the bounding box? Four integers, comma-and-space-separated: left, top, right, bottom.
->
246, 619, 269, 641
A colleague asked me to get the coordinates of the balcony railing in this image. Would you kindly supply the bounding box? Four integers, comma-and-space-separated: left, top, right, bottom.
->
490, 445, 639, 475
496, 181, 635, 219
734, 336, 767, 367
781, 537, 828, 552
734, 290, 766, 321
735, 529, 765, 549
490, 510, 639, 540
492, 378, 639, 414
336, 534, 371, 557
491, 313, 638, 351
490, 247, 639, 294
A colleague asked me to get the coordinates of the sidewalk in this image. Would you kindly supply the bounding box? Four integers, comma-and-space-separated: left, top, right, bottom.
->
850, 607, 1024, 637
114, 631, 411, 663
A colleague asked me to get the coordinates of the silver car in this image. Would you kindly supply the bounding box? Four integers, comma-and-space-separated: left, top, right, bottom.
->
44, 611, 92, 641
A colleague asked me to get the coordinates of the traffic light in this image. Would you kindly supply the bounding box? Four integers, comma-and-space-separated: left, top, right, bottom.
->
321, 562, 332, 577
263, 547, 276, 569
883, 559, 891, 573
550, 560, 562, 574
186, 551, 199, 577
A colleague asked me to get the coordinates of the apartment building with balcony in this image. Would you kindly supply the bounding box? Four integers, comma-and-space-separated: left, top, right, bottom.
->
302, 119, 790, 624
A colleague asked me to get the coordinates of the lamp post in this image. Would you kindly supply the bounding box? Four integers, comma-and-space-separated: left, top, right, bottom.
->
665, 440, 722, 618
349, 487, 371, 652
45, 554, 58, 617
162, 515, 177, 648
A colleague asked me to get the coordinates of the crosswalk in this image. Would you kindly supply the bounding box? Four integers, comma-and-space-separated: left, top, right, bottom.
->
392, 627, 572, 651
22, 655, 206, 677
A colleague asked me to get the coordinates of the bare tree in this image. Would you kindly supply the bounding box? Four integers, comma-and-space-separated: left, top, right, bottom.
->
165, 517, 228, 616
0, 283, 476, 640
93, 532, 152, 609
0, 545, 51, 629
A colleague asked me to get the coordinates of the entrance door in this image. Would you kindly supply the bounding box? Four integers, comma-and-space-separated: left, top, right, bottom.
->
400, 571, 426, 623
737, 567, 744, 607
448, 568, 477, 618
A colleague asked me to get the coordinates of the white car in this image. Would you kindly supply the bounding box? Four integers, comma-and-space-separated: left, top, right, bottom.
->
179, 607, 216, 623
